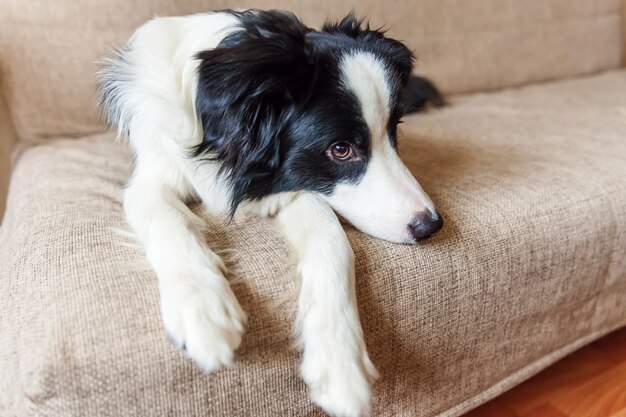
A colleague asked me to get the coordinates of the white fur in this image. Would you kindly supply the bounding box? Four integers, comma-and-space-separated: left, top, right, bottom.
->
326, 52, 436, 243
107, 12, 248, 372
276, 193, 378, 417
100, 12, 435, 417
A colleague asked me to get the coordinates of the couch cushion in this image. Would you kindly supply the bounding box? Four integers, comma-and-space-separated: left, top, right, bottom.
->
2, 70, 626, 417
0, 0, 623, 141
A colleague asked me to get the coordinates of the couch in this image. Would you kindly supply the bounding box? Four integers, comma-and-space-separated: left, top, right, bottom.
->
1, 1, 625, 416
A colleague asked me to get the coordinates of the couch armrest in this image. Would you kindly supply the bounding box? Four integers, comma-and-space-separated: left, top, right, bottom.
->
0, 88, 16, 223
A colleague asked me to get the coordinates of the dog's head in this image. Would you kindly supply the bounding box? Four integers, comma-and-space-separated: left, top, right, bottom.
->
195, 10, 442, 243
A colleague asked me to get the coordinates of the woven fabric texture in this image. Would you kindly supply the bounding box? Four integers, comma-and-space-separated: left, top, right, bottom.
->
0, 0, 623, 141
1, 69, 626, 417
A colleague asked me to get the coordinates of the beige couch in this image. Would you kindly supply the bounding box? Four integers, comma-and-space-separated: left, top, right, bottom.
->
1, 1, 626, 416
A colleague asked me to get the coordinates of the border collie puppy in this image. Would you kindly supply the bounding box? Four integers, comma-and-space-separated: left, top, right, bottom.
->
98, 9, 443, 417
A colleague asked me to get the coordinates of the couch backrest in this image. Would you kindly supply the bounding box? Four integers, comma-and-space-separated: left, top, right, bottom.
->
0, 0, 623, 142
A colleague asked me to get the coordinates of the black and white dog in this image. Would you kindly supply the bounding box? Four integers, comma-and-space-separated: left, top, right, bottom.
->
98, 9, 443, 417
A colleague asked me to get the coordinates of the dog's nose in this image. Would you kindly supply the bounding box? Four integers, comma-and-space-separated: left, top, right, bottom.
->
408, 210, 443, 241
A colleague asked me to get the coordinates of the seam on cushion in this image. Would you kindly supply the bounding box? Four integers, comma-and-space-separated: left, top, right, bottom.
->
16, 129, 109, 148
598, 189, 620, 291
434, 319, 626, 417
8, 131, 113, 171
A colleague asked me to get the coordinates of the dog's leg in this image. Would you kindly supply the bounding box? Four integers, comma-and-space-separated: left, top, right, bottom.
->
124, 156, 246, 372
275, 193, 378, 417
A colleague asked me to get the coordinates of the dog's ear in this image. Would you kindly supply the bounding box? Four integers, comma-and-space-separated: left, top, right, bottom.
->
322, 12, 414, 84
401, 75, 446, 114
194, 11, 316, 213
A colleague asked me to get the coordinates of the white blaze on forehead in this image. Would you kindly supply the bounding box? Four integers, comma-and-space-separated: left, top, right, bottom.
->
339, 52, 391, 141
324, 52, 438, 244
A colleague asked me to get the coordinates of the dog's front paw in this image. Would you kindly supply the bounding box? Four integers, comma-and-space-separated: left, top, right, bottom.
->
302, 343, 378, 417
160, 273, 247, 372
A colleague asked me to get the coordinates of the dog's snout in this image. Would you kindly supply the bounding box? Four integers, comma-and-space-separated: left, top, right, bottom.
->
408, 210, 443, 241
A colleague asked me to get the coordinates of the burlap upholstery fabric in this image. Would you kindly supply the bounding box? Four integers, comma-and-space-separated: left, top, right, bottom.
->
0, 0, 623, 141
2, 69, 626, 417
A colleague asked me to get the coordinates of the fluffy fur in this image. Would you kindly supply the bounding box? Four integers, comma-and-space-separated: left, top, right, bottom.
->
98, 9, 443, 417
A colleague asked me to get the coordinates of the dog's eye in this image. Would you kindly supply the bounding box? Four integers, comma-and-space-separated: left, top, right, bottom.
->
329, 142, 354, 161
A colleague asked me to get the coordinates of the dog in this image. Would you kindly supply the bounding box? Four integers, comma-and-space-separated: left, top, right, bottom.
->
98, 9, 443, 417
